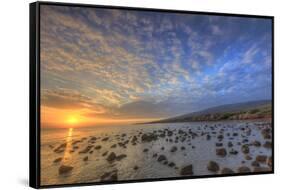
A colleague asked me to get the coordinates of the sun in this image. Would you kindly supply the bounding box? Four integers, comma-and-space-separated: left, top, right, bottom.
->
66, 116, 79, 125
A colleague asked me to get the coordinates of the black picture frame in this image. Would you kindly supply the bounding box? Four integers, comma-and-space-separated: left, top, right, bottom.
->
29, 1, 274, 189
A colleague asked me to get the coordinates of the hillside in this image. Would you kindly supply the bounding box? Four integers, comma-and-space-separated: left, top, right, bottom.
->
146, 100, 272, 124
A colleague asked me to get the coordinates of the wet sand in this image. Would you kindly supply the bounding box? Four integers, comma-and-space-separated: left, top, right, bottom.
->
41, 120, 272, 186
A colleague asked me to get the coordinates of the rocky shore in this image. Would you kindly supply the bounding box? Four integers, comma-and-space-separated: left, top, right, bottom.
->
41, 120, 272, 185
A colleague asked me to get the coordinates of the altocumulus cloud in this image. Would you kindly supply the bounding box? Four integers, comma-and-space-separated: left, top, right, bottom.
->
40, 5, 272, 119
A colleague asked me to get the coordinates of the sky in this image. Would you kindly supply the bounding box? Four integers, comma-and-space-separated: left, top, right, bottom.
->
40, 5, 272, 127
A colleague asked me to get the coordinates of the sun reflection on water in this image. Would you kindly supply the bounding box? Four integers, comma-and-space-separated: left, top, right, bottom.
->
62, 128, 73, 164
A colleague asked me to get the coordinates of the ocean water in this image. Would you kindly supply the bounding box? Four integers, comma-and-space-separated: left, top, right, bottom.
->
41, 120, 272, 186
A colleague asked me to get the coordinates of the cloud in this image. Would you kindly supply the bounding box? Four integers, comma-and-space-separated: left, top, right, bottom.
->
242, 44, 260, 64
41, 88, 107, 114
40, 5, 272, 120
211, 25, 223, 35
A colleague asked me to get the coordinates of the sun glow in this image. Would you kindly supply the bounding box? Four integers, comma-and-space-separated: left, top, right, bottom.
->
66, 116, 79, 125
41, 106, 162, 128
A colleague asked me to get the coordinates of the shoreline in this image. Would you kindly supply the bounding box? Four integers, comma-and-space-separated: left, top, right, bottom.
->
136, 117, 272, 125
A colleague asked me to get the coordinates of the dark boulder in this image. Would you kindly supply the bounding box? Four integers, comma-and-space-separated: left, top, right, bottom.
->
53, 157, 62, 163
237, 166, 251, 173
256, 155, 267, 163
263, 141, 272, 149
106, 152, 117, 162
229, 149, 238, 155
253, 167, 271, 172
141, 133, 158, 142
241, 144, 250, 154
180, 165, 193, 175
207, 161, 220, 172
221, 168, 234, 174
157, 155, 167, 162
168, 162, 175, 167
58, 165, 73, 175
170, 146, 178, 152
216, 148, 227, 157
252, 140, 261, 147
100, 170, 118, 181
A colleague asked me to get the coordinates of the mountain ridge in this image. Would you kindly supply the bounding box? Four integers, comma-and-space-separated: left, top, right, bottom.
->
144, 99, 272, 124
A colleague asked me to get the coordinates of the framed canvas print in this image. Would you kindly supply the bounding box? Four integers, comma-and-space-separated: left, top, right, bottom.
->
29, 1, 274, 188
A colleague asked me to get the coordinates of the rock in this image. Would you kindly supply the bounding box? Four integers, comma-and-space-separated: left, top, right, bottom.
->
216, 143, 223, 147
95, 145, 102, 150
58, 165, 73, 175
253, 167, 271, 172
79, 145, 93, 154
227, 142, 233, 147
73, 146, 79, 150
263, 141, 272, 149
131, 136, 138, 144
90, 136, 97, 141
161, 147, 165, 150
180, 165, 193, 175
241, 144, 250, 154
229, 149, 238, 155
168, 162, 175, 167
267, 156, 272, 167
170, 146, 178, 152
141, 133, 158, 142
153, 153, 158, 158
54, 143, 67, 153
206, 134, 211, 140
256, 155, 267, 163
207, 161, 220, 172
252, 140, 261, 147
163, 161, 168, 165
143, 148, 149, 153
217, 134, 224, 141
116, 154, 127, 161
245, 155, 252, 160
233, 133, 238, 137
102, 137, 109, 141
237, 166, 251, 173
111, 144, 117, 148
167, 130, 173, 137
102, 151, 108, 157
221, 168, 235, 174
100, 170, 118, 181
157, 155, 167, 162
181, 146, 186, 150
106, 152, 127, 162
251, 161, 260, 167
261, 128, 271, 139
216, 148, 227, 157
83, 156, 88, 161
53, 157, 62, 163
133, 166, 139, 170
106, 152, 117, 162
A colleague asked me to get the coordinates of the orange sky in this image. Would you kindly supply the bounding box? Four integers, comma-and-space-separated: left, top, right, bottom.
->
41, 106, 160, 128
